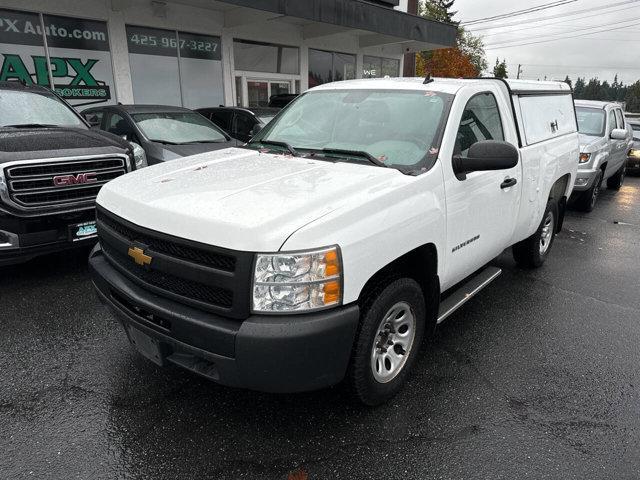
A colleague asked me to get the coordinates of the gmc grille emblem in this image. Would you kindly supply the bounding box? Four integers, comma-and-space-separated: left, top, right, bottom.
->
53, 172, 98, 187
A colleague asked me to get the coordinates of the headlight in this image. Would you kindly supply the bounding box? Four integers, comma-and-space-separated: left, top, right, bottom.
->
252, 246, 342, 313
131, 142, 147, 169
629, 149, 640, 158
579, 153, 591, 164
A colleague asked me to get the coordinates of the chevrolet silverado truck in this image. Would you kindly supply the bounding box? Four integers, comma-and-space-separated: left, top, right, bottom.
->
573, 100, 631, 211
90, 78, 579, 405
0, 81, 142, 266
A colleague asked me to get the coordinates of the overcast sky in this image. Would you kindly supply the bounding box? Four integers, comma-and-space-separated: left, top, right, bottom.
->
452, 0, 640, 85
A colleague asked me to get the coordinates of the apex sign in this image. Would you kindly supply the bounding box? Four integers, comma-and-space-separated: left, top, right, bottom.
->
0, 54, 111, 100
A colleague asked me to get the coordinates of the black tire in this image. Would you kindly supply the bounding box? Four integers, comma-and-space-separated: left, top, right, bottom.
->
606, 164, 626, 190
347, 277, 426, 406
574, 169, 603, 212
512, 199, 559, 269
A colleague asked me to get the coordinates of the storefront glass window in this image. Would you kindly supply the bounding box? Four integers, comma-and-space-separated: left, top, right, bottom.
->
247, 81, 268, 107
126, 25, 223, 109
308, 49, 356, 87
234, 40, 299, 74
0, 8, 116, 107
363, 55, 400, 78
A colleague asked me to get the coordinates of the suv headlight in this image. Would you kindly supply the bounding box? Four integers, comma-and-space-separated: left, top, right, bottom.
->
629, 149, 640, 158
252, 246, 342, 313
579, 152, 591, 164
131, 142, 147, 169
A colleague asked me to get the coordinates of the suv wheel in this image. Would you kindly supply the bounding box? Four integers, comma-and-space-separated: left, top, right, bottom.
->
575, 170, 603, 212
348, 278, 426, 406
512, 199, 558, 268
607, 164, 626, 190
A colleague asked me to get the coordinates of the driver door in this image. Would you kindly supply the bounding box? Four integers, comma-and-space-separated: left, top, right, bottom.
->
442, 88, 522, 287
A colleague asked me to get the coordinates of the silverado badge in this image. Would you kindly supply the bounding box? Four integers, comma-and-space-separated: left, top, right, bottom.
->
128, 246, 152, 266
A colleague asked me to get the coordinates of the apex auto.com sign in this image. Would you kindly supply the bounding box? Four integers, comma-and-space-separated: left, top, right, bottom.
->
0, 8, 114, 103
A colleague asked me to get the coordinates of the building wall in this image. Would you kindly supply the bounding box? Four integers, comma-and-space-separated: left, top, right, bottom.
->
1, 0, 408, 107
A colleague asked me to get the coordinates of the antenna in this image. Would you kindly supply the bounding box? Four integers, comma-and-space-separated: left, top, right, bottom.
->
423, 73, 433, 84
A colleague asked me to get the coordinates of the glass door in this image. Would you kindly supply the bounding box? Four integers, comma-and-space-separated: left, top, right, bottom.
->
238, 77, 294, 107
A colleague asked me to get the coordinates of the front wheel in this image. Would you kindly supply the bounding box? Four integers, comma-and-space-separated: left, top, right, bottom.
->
574, 170, 603, 212
512, 199, 559, 269
607, 164, 626, 190
347, 278, 426, 406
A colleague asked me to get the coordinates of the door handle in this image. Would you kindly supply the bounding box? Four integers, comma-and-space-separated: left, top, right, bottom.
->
500, 177, 517, 189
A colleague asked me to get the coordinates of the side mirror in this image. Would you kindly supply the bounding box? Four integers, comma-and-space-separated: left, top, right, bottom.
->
610, 128, 627, 140
453, 140, 519, 179
250, 123, 263, 138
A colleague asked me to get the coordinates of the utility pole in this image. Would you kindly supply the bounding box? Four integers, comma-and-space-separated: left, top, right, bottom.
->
517, 64, 523, 79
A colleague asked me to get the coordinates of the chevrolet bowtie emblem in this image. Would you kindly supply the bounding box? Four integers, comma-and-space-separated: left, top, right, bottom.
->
128, 246, 152, 266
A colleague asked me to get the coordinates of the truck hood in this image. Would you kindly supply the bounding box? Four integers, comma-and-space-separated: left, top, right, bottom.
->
158, 139, 238, 158
97, 147, 403, 251
0, 127, 130, 163
578, 133, 607, 153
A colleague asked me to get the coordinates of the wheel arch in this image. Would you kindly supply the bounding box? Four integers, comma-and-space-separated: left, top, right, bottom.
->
548, 173, 570, 233
357, 243, 440, 331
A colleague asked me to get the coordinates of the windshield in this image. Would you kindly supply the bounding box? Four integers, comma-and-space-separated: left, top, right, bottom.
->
576, 107, 605, 137
631, 123, 640, 140
0, 89, 85, 128
249, 89, 452, 172
132, 112, 228, 144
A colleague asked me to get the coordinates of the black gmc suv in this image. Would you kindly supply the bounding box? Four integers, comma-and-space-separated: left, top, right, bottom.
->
0, 82, 136, 266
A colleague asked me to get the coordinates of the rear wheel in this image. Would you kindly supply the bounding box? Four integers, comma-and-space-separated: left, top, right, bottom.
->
347, 278, 426, 406
574, 170, 603, 212
512, 199, 558, 269
607, 164, 626, 190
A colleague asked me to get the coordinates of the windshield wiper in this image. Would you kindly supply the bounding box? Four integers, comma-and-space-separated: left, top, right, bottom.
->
253, 140, 299, 156
148, 139, 180, 145
2, 123, 59, 129
319, 148, 389, 168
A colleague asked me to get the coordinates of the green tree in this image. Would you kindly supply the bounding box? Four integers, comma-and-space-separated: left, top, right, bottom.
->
493, 58, 508, 78
574, 77, 586, 98
420, 0, 457, 23
458, 30, 487, 74
625, 81, 640, 112
418, 1, 487, 77
563, 75, 572, 89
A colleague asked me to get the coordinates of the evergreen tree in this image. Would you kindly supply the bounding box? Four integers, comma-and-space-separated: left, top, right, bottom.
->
563, 75, 572, 89
574, 77, 586, 98
493, 58, 508, 79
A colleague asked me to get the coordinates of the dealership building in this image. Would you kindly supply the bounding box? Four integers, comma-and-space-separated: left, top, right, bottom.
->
0, 0, 456, 110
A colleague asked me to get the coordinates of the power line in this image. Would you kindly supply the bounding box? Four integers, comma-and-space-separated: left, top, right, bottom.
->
484, 14, 640, 46
478, 4, 639, 38
514, 63, 640, 70
466, 0, 640, 32
461, 0, 576, 25
485, 18, 640, 49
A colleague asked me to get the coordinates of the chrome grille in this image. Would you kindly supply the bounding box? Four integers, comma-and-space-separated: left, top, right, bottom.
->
3, 155, 128, 210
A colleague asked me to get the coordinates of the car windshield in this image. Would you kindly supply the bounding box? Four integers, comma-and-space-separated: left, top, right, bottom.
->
0, 89, 85, 128
576, 107, 605, 137
132, 112, 228, 144
631, 123, 640, 139
248, 89, 452, 172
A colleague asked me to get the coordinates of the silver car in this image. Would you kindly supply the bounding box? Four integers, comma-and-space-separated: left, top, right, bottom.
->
572, 100, 631, 212
626, 119, 640, 173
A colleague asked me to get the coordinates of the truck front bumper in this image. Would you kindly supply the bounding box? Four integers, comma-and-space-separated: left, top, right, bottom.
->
0, 208, 97, 266
89, 245, 360, 393
572, 167, 600, 192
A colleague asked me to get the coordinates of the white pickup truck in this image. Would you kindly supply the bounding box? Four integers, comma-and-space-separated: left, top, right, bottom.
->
90, 78, 579, 405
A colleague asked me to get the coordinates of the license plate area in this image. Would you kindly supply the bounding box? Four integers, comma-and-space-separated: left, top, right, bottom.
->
68, 220, 97, 242
128, 327, 166, 366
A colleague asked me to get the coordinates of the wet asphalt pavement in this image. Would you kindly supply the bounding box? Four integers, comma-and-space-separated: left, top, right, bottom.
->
1, 177, 640, 480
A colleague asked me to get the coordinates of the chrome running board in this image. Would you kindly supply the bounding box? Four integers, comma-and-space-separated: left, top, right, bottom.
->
437, 266, 502, 324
